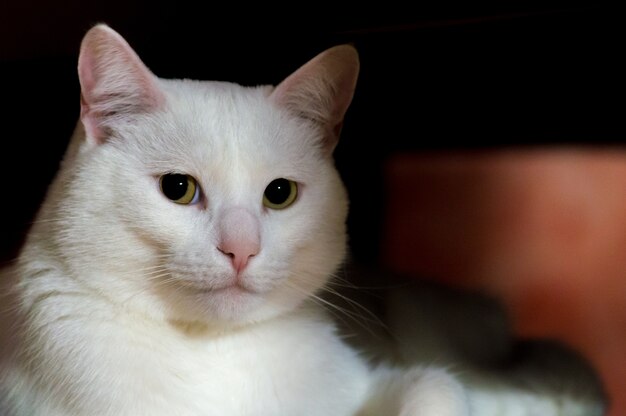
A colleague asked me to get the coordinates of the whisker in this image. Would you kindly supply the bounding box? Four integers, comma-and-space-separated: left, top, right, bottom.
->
117, 271, 178, 307
319, 283, 388, 332
284, 279, 383, 339
289, 284, 357, 334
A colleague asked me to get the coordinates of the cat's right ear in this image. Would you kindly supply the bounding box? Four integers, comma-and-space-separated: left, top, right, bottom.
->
78, 24, 164, 144
270, 45, 359, 155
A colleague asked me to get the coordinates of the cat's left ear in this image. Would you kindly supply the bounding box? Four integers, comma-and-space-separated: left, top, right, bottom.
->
270, 45, 359, 154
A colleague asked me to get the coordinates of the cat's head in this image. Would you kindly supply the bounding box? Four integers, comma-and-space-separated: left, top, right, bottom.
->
40, 24, 359, 327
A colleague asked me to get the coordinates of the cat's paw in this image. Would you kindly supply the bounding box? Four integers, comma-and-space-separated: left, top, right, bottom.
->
398, 368, 469, 416
360, 366, 470, 416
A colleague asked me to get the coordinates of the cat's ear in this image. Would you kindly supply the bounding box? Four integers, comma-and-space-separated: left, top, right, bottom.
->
78, 24, 165, 144
270, 45, 359, 154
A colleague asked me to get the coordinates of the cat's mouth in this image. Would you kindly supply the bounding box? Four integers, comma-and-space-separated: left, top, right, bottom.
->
198, 282, 258, 295
177, 278, 265, 296
155, 274, 277, 324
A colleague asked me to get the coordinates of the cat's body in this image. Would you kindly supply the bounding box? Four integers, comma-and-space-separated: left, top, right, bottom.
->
1, 273, 369, 415
0, 24, 465, 416
0, 24, 605, 415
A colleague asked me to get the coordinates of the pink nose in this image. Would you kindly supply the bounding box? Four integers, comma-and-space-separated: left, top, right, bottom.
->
217, 207, 261, 274
217, 238, 259, 273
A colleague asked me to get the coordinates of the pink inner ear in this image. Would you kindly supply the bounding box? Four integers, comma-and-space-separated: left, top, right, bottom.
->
78, 49, 100, 139
79, 94, 100, 142
78, 50, 96, 100
77, 24, 165, 144
270, 45, 359, 153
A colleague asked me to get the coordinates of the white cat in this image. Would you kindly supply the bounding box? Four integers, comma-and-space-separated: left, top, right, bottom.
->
0, 23, 467, 416
0, 24, 604, 416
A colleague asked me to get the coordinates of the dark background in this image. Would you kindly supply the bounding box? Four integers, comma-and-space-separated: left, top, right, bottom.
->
1, 2, 623, 264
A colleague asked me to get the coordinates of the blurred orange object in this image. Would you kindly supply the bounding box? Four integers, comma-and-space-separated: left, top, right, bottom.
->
382, 148, 626, 416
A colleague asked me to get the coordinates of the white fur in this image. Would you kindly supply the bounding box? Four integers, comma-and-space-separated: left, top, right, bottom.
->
0, 25, 465, 415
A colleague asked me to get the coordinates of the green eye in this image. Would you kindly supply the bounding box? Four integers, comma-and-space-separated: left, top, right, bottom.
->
263, 178, 298, 210
160, 173, 199, 205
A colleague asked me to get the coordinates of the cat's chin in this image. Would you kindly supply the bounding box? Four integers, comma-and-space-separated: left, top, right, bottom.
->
159, 281, 275, 325
200, 287, 262, 321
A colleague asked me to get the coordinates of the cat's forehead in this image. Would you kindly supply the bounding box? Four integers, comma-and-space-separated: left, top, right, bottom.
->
138, 78, 321, 177
164, 79, 272, 102
162, 79, 272, 120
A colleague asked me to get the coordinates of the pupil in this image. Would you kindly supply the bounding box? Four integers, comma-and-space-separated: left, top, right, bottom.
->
265, 178, 291, 204
162, 174, 188, 200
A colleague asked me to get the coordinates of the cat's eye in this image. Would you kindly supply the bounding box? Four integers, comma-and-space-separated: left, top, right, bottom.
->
263, 178, 298, 210
160, 173, 200, 205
